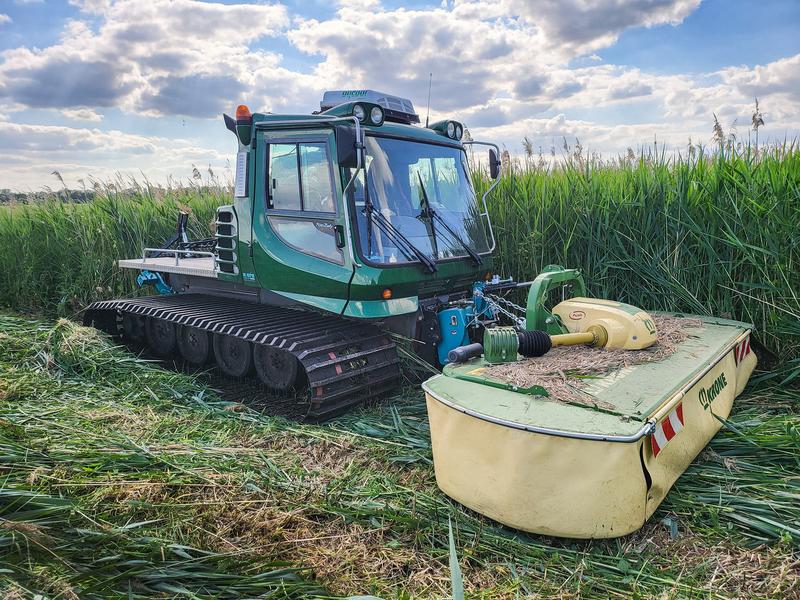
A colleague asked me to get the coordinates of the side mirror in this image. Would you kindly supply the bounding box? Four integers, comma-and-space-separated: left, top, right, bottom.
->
336, 125, 361, 169
489, 148, 501, 179
223, 113, 236, 134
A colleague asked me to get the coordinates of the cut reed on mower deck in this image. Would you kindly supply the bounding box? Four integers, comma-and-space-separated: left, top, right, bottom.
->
485, 314, 704, 406
1, 314, 797, 598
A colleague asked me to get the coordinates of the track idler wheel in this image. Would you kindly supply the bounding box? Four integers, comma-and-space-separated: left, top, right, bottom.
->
177, 325, 212, 366
122, 313, 146, 343
213, 334, 253, 377
254, 345, 299, 392
145, 317, 177, 356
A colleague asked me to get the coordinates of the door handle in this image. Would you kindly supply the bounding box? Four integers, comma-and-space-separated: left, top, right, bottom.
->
334, 224, 346, 248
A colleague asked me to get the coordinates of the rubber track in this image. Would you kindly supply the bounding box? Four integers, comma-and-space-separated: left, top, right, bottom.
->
83, 294, 402, 421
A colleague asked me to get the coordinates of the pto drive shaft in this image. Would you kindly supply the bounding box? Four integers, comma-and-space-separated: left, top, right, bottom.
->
549, 324, 608, 349
448, 324, 610, 364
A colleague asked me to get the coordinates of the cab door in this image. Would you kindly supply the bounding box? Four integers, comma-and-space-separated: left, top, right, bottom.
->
250, 129, 354, 313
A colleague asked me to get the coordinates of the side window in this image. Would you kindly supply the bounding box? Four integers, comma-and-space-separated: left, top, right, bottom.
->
266, 139, 342, 265
269, 218, 343, 264
267, 142, 334, 213
300, 144, 335, 213
269, 144, 301, 210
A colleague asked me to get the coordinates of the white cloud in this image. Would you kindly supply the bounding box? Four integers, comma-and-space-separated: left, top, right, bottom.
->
0, 121, 157, 154
455, 0, 701, 55
0, 0, 296, 118
720, 54, 800, 102
0, 14, 12, 25
0, 121, 230, 189
61, 108, 104, 122
285, 1, 707, 122
288, 4, 552, 114
472, 112, 703, 161
0, 0, 798, 190
335, 0, 381, 7
67, 0, 111, 14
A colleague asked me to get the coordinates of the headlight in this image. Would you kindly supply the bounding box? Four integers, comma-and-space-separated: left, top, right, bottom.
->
455, 124, 463, 140
447, 121, 455, 138
353, 104, 366, 122
370, 106, 384, 125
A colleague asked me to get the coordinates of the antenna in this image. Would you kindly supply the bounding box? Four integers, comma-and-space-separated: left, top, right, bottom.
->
424, 72, 432, 127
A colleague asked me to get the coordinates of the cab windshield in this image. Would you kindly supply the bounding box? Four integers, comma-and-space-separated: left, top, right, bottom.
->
349, 136, 490, 266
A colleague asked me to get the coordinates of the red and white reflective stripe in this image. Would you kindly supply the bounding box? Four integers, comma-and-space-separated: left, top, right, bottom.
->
734, 336, 751, 365
651, 403, 684, 457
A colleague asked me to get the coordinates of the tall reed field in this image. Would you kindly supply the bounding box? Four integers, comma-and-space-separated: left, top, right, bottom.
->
477, 144, 800, 369
0, 181, 220, 314
2, 145, 798, 366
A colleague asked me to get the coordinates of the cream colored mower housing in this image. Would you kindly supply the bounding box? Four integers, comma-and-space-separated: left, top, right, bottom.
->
423, 317, 756, 538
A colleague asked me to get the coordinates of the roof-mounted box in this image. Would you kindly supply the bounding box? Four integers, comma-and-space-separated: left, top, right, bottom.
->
320, 90, 420, 124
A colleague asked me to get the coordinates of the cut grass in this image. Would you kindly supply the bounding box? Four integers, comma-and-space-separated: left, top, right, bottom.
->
2, 314, 798, 598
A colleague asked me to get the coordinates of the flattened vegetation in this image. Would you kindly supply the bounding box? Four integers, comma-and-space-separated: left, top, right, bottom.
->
2, 315, 798, 598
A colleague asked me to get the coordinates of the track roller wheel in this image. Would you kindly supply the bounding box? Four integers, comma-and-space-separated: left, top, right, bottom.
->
145, 317, 176, 356
122, 312, 146, 343
176, 325, 212, 366
213, 334, 253, 378
254, 344, 300, 392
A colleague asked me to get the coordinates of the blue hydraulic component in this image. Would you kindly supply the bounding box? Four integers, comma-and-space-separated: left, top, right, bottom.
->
137, 270, 174, 295
471, 281, 499, 321
437, 306, 473, 365
436, 279, 512, 364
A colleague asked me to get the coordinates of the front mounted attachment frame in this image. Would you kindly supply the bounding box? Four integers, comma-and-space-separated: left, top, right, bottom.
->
525, 265, 587, 334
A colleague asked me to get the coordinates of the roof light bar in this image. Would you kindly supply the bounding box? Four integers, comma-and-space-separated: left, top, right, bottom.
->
321, 90, 418, 124
428, 119, 464, 141
322, 101, 384, 126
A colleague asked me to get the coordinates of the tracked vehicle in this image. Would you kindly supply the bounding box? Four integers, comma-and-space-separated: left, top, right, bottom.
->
85, 90, 508, 419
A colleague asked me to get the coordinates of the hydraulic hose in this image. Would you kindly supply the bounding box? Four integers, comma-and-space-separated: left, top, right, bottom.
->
447, 343, 484, 364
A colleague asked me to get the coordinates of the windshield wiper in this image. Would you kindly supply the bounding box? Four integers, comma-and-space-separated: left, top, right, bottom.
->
364, 195, 437, 273
416, 173, 439, 258
416, 173, 483, 267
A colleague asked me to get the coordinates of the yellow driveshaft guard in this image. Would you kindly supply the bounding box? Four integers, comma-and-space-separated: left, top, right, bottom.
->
553, 297, 657, 350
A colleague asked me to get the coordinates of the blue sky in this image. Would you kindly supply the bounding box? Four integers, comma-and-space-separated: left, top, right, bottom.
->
0, 0, 798, 190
